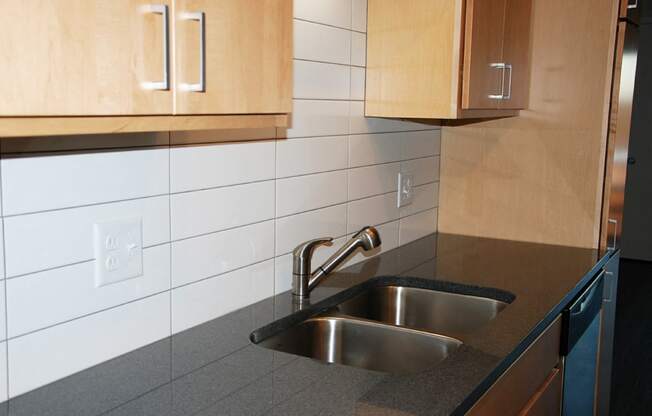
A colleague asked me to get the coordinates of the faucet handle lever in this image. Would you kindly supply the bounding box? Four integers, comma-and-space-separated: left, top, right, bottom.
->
292, 237, 333, 276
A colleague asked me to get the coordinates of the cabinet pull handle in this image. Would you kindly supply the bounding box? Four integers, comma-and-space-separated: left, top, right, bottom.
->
141, 4, 170, 91
504, 64, 513, 100
488, 63, 506, 100
180, 12, 206, 92
628, 0, 638, 9
608, 218, 618, 250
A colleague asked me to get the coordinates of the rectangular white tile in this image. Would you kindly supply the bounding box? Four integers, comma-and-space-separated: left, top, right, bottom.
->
276, 170, 347, 217
172, 260, 274, 334
349, 220, 399, 265
351, 32, 366, 67
399, 182, 438, 218
351, 0, 367, 32
8, 292, 170, 398
7, 245, 170, 338
276, 136, 348, 178
401, 130, 441, 160
294, 0, 352, 29
171, 181, 274, 240
2, 148, 168, 216
399, 208, 438, 246
401, 156, 440, 186
275, 204, 347, 255
294, 20, 351, 64
0, 221, 4, 279
170, 141, 274, 193
350, 67, 365, 100
4, 196, 169, 278
347, 192, 399, 233
349, 101, 437, 134
0, 342, 6, 403
0, 281, 5, 341
287, 100, 350, 138
294, 61, 350, 100
348, 163, 400, 200
171, 221, 274, 288
349, 133, 402, 167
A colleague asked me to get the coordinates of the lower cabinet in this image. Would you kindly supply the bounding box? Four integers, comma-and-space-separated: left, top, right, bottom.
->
466, 316, 562, 415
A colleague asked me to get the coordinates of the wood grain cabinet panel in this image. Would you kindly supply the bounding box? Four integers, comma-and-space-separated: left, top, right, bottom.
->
367, 0, 532, 119
462, 0, 507, 109
174, 0, 292, 115
0, 0, 173, 116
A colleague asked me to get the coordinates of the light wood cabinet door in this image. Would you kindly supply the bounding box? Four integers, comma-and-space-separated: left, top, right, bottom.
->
501, 0, 533, 109
0, 1, 173, 116
462, 0, 507, 109
174, 0, 292, 115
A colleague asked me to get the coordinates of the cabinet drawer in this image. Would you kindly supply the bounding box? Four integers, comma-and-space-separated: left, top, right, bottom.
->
518, 367, 563, 416
467, 316, 561, 415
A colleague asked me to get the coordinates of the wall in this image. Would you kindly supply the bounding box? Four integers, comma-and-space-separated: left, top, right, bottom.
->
0, 0, 441, 401
438, 0, 618, 248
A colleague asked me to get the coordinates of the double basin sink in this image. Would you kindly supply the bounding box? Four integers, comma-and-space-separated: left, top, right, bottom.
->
252, 283, 510, 374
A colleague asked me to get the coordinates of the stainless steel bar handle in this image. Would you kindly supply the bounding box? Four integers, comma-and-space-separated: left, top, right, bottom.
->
181, 12, 206, 92
628, 0, 638, 9
488, 63, 506, 100
608, 218, 618, 250
141, 4, 170, 91
504, 64, 513, 100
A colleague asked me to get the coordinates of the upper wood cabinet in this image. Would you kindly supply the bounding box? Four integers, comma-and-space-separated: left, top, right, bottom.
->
0, 0, 292, 137
0, 0, 173, 116
366, 0, 533, 119
175, 0, 292, 115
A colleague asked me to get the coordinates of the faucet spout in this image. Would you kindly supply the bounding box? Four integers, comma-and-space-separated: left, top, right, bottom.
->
292, 226, 381, 298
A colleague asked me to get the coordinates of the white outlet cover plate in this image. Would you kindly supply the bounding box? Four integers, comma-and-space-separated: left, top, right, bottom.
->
93, 217, 143, 287
397, 172, 414, 208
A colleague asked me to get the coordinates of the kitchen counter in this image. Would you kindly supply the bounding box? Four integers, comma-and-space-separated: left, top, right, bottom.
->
2, 233, 612, 416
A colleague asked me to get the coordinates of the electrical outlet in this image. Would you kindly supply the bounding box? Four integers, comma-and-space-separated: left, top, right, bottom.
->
93, 217, 143, 287
397, 172, 414, 208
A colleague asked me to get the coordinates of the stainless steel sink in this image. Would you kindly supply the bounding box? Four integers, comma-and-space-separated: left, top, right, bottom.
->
257, 315, 461, 374
335, 286, 507, 335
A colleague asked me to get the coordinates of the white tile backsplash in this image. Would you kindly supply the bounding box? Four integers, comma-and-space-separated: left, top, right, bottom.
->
275, 204, 347, 255
8, 292, 170, 398
276, 170, 348, 217
2, 148, 168, 216
0, 0, 441, 400
276, 136, 348, 178
294, 0, 352, 29
351, 0, 367, 32
171, 260, 274, 334
170, 141, 275, 193
294, 60, 351, 100
171, 220, 275, 288
294, 20, 351, 64
351, 32, 367, 67
7, 244, 170, 338
286, 99, 350, 138
348, 163, 400, 199
4, 195, 169, 277
171, 181, 275, 240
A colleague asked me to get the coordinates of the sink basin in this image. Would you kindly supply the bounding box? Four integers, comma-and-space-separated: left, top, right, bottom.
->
335, 285, 507, 335
256, 315, 461, 374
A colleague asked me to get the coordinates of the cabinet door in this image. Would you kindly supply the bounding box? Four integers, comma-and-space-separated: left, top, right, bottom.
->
462, 0, 507, 109
174, 0, 292, 115
501, 0, 532, 109
0, 1, 172, 116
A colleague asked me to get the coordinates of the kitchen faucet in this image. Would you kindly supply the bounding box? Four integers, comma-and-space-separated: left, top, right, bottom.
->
292, 226, 381, 299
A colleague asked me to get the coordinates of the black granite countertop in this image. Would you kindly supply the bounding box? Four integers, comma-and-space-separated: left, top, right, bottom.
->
3, 233, 613, 416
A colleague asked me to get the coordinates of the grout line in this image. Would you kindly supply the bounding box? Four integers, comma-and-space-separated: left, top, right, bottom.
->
5, 242, 171, 281
285, 128, 441, 141
5, 290, 170, 342
293, 17, 366, 35
0, 139, 10, 402
167, 132, 173, 377
170, 257, 275, 293
293, 57, 365, 70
